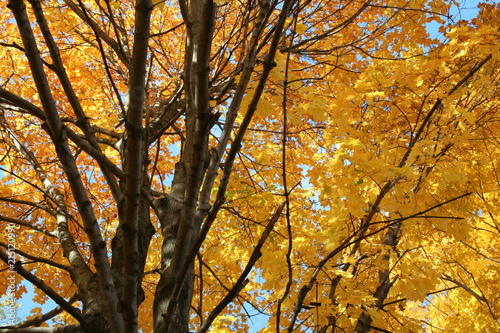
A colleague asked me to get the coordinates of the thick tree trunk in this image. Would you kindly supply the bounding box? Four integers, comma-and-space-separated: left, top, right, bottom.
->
152, 0, 216, 330
153, 263, 195, 333
152, 163, 195, 333
112, 199, 155, 304
80, 314, 109, 333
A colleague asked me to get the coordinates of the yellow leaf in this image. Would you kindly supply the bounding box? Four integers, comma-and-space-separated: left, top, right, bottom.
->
153, 0, 166, 9
295, 22, 308, 34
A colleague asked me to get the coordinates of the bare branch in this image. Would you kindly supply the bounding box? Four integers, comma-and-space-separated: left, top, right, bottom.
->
120, 0, 153, 330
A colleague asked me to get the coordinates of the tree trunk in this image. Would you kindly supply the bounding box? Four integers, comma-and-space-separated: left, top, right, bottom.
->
152, 163, 198, 333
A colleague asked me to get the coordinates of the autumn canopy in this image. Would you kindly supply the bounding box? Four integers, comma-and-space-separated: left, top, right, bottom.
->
0, 0, 499, 332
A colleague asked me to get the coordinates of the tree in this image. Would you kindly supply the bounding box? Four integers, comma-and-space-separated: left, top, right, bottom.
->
0, 0, 499, 332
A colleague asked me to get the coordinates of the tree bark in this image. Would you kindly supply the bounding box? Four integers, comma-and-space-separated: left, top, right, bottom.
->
152, 0, 216, 330
153, 164, 195, 333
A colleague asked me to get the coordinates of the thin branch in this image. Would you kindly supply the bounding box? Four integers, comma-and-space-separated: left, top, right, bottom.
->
0, 249, 84, 324
441, 274, 487, 303
285, 0, 373, 52
0, 196, 56, 217
64, 130, 124, 179
381, 286, 460, 308
217, 0, 296, 205
197, 202, 285, 333
448, 54, 492, 96
74, 0, 127, 117
63, 0, 130, 66
460, 241, 500, 264
0, 42, 57, 72
0, 241, 71, 271
7, 2, 121, 330
0, 215, 56, 238
287, 192, 472, 331
14, 292, 81, 328
198, 254, 265, 314
276, 31, 294, 331
28, 0, 123, 203
0, 326, 81, 332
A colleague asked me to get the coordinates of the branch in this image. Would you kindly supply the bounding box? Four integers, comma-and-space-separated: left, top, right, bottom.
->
217, 0, 296, 207
370, 192, 472, 226
460, 241, 500, 264
441, 274, 487, 303
0, 196, 56, 217
448, 54, 492, 96
0, 89, 123, 182
74, 0, 127, 116
0, 241, 71, 272
63, 0, 130, 65
0, 106, 96, 290
147, 84, 185, 144
345, 61, 487, 329
119, 1, 152, 331
276, 43, 294, 331
288, 192, 472, 331
14, 292, 81, 328
0, 42, 57, 72
0, 216, 56, 238
206, 0, 274, 203
198, 254, 264, 314
0, 249, 84, 324
64, 130, 124, 179
197, 202, 285, 333
0, 87, 46, 121
406, 53, 492, 151
284, 0, 373, 52
382, 286, 460, 308
28, 0, 123, 204
7, 2, 121, 331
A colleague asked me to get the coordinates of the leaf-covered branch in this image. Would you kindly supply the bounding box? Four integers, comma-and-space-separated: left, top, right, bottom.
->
7, 1, 121, 331
0, 249, 84, 324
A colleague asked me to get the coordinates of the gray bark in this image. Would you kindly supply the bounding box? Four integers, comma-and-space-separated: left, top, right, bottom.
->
152, 163, 197, 333
120, 0, 152, 330
152, 0, 216, 330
